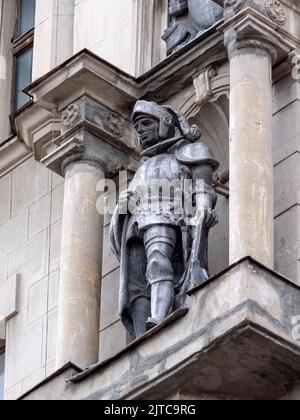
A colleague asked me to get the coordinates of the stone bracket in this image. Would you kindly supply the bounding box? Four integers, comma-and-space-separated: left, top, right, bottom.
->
193, 66, 217, 106
16, 51, 142, 178
42, 122, 139, 178
193, 65, 230, 107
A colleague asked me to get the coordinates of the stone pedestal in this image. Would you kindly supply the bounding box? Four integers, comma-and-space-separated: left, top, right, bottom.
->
221, 9, 294, 268
56, 161, 104, 369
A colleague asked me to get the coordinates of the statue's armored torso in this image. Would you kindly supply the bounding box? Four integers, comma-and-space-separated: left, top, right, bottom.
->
129, 151, 184, 230
134, 153, 181, 183
127, 140, 218, 231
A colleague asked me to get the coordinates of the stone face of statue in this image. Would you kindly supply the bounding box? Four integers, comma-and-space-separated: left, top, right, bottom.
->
134, 116, 160, 151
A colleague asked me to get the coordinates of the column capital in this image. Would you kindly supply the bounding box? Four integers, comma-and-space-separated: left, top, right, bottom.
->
220, 7, 296, 64
40, 95, 139, 178
14, 50, 140, 178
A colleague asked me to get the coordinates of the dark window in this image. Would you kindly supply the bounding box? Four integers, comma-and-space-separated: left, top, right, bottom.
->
18, 0, 36, 37
12, 0, 36, 112
14, 47, 33, 110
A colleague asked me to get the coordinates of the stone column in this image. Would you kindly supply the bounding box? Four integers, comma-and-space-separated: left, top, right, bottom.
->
56, 160, 104, 369
229, 45, 274, 267
222, 10, 293, 268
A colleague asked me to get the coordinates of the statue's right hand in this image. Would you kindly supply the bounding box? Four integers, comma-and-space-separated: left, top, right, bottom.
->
118, 190, 133, 214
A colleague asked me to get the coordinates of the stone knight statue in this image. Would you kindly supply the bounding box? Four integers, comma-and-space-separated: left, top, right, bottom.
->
162, 0, 223, 54
110, 100, 219, 338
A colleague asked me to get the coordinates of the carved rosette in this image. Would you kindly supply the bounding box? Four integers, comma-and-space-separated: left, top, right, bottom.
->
265, 0, 287, 25
61, 104, 81, 128
106, 112, 124, 138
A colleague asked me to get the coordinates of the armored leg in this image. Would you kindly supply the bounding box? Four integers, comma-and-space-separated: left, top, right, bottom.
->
144, 226, 177, 329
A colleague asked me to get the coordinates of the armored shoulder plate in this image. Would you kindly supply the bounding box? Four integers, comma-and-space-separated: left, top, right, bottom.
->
175, 141, 219, 171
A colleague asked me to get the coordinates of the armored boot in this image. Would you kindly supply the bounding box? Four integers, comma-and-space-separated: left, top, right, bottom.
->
144, 226, 177, 331
146, 281, 175, 331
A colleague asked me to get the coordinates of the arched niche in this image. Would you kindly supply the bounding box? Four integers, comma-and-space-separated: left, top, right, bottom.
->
177, 66, 230, 276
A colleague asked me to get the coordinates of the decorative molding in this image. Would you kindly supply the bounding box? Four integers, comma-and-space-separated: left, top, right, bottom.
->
220, 8, 295, 64
193, 66, 217, 106
265, 0, 287, 25
179, 62, 230, 186
11, 42, 230, 176
42, 121, 138, 178
60, 96, 127, 141
91, 102, 126, 140
106, 112, 125, 138
0, 137, 32, 178
61, 104, 81, 129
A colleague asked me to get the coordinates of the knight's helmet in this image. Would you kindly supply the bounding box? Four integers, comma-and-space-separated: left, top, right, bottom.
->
132, 100, 201, 143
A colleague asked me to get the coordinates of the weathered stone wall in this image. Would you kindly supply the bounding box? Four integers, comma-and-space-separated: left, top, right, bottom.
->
32, 0, 168, 79
73, 0, 137, 75
0, 157, 64, 399
100, 224, 129, 361
32, 0, 74, 80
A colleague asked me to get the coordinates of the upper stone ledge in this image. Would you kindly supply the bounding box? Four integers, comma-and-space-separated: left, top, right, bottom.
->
220, 7, 297, 64
21, 257, 300, 400
13, 34, 226, 176
18, 363, 82, 401
213, 1, 300, 49
137, 26, 226, 103
26, 32, 226, 111
26, 49, 141, 114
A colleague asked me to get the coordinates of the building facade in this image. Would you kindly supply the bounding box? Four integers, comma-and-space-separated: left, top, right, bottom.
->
0, 0, 300, 400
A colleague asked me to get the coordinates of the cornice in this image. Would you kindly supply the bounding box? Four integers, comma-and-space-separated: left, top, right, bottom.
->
0, 136, 32, 178
220, 7, 297, 63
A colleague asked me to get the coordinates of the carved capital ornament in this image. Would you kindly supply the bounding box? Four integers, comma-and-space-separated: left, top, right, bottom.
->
265, 0, 287, 25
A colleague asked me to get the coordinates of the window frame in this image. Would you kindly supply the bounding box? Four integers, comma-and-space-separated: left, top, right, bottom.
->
11, 0, 35, 113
